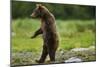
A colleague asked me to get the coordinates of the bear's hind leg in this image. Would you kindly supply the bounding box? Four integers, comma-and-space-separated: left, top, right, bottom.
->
48, 49, 56, 62
36, 45, 48, 63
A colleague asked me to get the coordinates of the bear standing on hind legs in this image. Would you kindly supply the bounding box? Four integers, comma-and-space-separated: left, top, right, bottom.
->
30, 4, 59, 63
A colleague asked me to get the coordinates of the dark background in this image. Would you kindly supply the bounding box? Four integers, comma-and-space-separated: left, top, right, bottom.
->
12, 1, 96, 20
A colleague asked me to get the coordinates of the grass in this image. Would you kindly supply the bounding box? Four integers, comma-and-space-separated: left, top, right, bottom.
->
12, 18, 96, 53
11, 18, 96, 65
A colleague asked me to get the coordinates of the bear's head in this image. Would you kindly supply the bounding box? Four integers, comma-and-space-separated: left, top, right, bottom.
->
30, 4, 51, 18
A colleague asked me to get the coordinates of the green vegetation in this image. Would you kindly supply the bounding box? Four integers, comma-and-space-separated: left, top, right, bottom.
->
11, 18, 96, 66
12, 18, 96, 53
12, 1, 96, 19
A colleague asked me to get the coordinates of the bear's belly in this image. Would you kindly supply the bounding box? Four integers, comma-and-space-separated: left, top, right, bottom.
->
42, 32, 58, 44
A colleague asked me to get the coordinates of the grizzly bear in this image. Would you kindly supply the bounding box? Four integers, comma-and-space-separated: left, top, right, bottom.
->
30, 4, 59, 63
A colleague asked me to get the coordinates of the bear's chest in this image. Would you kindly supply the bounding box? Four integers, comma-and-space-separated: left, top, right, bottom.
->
41, 19, 50, 31
41, 21, 45, 31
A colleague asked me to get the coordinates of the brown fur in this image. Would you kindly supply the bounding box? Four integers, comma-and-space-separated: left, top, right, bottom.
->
31, 4, 59, 63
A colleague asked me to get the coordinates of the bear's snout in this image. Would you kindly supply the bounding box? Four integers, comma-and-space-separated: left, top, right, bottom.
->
30, 13, 35, 18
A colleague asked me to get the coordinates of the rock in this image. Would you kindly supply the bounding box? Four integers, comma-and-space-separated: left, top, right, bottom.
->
64, 57, 82, 63
71, 48, 89, 52
71, 46, 95, 52
88, 46, 95, 50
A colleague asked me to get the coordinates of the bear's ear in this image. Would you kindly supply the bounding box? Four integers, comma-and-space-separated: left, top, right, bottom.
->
36, 4, 43, 8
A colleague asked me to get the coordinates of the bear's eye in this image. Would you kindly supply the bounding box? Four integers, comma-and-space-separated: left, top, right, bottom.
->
31, 8, 41, 17
34, 9, 40, 14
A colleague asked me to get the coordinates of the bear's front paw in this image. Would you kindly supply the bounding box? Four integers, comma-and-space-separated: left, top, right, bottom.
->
30, 36, 35, 39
